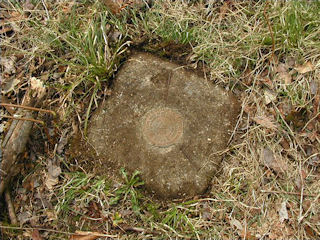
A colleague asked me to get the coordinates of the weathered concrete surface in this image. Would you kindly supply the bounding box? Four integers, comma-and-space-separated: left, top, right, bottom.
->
78, 52, 240, 198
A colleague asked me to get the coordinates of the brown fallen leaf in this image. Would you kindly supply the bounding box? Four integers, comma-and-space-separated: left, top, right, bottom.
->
294, 61, 315, 74
278, 72, 292, 84
260, 76, 273, 89
219, 1, 231, 21
240, 229, 257, 240
304, 225, 318, 239
31, 229, 43, 240
70, 234, 98, 240
261, 147, 288, 174
229, 217, 243, 232
285, 108, 307, 130
45, 158, 61, 190
102, 0, 125, 14
253, 116, 278, 130
23, 0, 35, 11
102, 0, 146, 14
264, 89, 277, 104
69, 231, 116, 240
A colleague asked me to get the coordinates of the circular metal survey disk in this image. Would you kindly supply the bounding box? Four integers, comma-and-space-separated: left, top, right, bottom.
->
142, 108, 184, 147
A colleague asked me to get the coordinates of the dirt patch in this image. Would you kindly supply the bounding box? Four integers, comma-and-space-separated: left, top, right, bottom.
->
70, 52, 240, 199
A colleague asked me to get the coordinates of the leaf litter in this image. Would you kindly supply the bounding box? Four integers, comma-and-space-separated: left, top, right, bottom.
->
261, 147, 288, 175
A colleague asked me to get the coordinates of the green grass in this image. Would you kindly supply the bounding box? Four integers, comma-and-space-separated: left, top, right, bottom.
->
56, 172, 111, 216
109, 168, 144, 215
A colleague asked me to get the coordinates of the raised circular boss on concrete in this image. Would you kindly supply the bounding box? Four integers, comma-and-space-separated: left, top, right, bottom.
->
76, 52, 240, 199
142, 108, 184, 147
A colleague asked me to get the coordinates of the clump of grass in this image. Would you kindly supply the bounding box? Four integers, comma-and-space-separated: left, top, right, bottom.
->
1, 0, 130, 132
129, 1, 320, 83
55, 172, 110, 216
109, 168, 144, 215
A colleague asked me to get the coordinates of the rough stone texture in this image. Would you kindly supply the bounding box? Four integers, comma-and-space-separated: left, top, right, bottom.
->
84, 52, 240, 198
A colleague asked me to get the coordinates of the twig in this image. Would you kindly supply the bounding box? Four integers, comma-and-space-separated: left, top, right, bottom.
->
1, 115, 44, 125
0, 225, 117, 238
4, 189, 18, 225
263, 1, 275, 62
0, 103, 56, 116
261, 190, 317, 198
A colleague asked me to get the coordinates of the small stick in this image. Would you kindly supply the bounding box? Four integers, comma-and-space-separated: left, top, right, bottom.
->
1, 115, 44, 125
0, 103, 56, 116
5, 189, 18, 225
261, 190, 317, 198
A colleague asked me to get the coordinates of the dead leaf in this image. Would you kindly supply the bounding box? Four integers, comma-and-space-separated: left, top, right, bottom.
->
285, 108, 307, 130
264, 89, 277, 104
45, 176, 59, 190
260, 77, 273, 88
261, 147, 288, 174
0, 56, 16, 74
280, 138, 290, 150
230, 218, 243, 231
70, 231, 115, 240
294, 61, 315, 74
109, 30, 122, 42
201, 203, 212, 220
45, 158, 61, 190
30, 77, 46, 98
307, 155, 319, 167
56, 128, 70, 155
219, 1, 230, 20
102, 0, 124, 14
23, 0, 35, 11
304, 225, 318, 239
240, 229, 257, 240
275, 63, 288, 73
1, 77, 20, 94
118, 223, 145, 232
45, 210, 57, 221
61, 2, 75, 13
279, 201, 289, 223
253, 116, 278, 130
278, 72, 292, 84
31, 229, 43, 240
17, 211, 32, 226
70, 234, 99, 240
48, 159, 61, 178
310, 79, 319, 95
